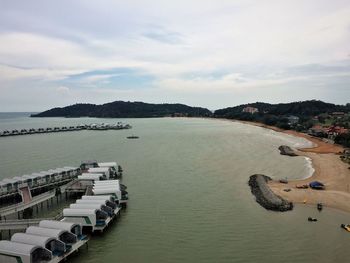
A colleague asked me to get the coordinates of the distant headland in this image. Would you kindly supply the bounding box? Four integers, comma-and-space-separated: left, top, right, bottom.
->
31, 101, 212, 118
31, 100, 350, 145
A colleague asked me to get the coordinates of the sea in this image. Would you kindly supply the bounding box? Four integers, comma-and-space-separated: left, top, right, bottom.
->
0, 112, 349, 263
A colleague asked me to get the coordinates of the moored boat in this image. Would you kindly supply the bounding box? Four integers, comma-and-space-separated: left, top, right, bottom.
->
127, 135, 139, 139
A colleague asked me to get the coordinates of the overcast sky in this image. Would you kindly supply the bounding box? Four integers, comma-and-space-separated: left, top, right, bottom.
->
0, 0, 349, 111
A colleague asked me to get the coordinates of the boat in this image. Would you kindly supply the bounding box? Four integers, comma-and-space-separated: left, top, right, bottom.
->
279, 179, 288, 184
127, 135, 139, 139
296, 184, 309, 189
309, 181, 325, 190
308, 217, 317, 222
317, 203, 323, 211
341, 224, 350, 232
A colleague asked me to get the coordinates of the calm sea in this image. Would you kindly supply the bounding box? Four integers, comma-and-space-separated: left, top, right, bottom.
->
0, 113, 349, 263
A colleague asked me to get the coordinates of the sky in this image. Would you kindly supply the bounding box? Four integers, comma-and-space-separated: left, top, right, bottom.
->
0, 0, 350, 111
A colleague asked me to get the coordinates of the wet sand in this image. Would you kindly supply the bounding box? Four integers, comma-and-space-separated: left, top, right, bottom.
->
236, 120, 350, 212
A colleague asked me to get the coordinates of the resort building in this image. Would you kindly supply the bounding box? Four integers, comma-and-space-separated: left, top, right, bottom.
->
242, 107, 259, 114
287, 115, 299, 125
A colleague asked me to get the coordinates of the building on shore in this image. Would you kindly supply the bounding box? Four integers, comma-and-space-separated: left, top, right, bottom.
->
242, 106, 259, 114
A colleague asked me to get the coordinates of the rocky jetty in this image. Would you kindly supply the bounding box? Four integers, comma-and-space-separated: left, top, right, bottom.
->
278, 145, 298, 156
248, 174, 293, 212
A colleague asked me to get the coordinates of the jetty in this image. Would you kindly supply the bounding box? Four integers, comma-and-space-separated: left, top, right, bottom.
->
0, 220, 89, 263
0, 161, 128, 263
0, 122, 132, 138
248, 174, 293, 211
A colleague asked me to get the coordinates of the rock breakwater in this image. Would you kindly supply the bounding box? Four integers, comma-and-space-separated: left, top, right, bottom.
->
248, 174, 293, 212
278, 145, 298, 156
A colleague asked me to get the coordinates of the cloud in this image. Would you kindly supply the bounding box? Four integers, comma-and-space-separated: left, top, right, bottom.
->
0, 0, 350, 110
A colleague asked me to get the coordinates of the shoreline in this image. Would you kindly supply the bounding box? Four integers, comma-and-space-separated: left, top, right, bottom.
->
229, 119, 350, 213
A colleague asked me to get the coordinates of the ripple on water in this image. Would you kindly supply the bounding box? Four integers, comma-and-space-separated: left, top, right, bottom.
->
1, 117, 350, 263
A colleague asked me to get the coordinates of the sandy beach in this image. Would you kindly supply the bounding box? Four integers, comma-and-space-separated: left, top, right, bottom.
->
237, 120, 350, 212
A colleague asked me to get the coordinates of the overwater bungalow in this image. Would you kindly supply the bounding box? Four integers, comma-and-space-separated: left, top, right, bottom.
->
78, 173, 106, 186
20, 129, 28, 135
79, 173, 105, 180
76, 124, 87, 130
2, 130, 10, 136
0, 240, 52, 263
88, 167, 112, 179
61, 166, 80, 178
25, 226, 77, 246
76, 198, 117, 210
21, 175, 34, 188
11, 129, 19, 135
30, 173, 48, 186
62, 208, 109, 232
0, 181, 12, 195
70, 203, 114, 217
93, 183, 128, 206
80, 196, 120, 214
81, 195, 117, 204
0, 179, 17, 194
46, 127, 53, 132
38, 171, 54, 184
43, 170, 59, 183
22, 174, 41, 187
1, 178, 21, 192
38, 220, 83, 239
98, 162, 119, 177
80, 160, 98, 171
28, 128, 36, 134
87, 124, 97, 130
53, 127, 61, 132
37, 128, 46, 133
11, 233, 66, 257
13, 176, 25, 187
46, 169, 62, 182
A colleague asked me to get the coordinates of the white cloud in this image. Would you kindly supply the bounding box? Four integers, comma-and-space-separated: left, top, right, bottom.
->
0, 0, 350, 110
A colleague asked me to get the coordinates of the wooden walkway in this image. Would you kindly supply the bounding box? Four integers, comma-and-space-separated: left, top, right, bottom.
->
0, 213, 63, 231
0, 180, 77, 218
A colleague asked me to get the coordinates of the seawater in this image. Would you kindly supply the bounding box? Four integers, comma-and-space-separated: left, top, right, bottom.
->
0, 114, 349, 263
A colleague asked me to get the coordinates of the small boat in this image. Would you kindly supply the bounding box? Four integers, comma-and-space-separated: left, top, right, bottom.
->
309, 181, 325, 190
341, 224, 350, 232
279, 179, 288, 184
308, 217, 317, 222
296, 184, 308, 189
127, 135, 139, 139
317, 203, 323, 211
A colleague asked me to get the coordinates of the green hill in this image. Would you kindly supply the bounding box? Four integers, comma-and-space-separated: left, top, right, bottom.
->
31, 101, 212, 118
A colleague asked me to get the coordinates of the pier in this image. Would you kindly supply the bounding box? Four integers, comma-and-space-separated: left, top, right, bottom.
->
0, 219, 89, 263
0, 122, 132, 138
0, 160, 128, 263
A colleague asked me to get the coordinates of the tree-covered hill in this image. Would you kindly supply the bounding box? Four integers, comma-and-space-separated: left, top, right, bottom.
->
31, 101, 213, 118
214, 100, 350, 132
214, 100, 349, 118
